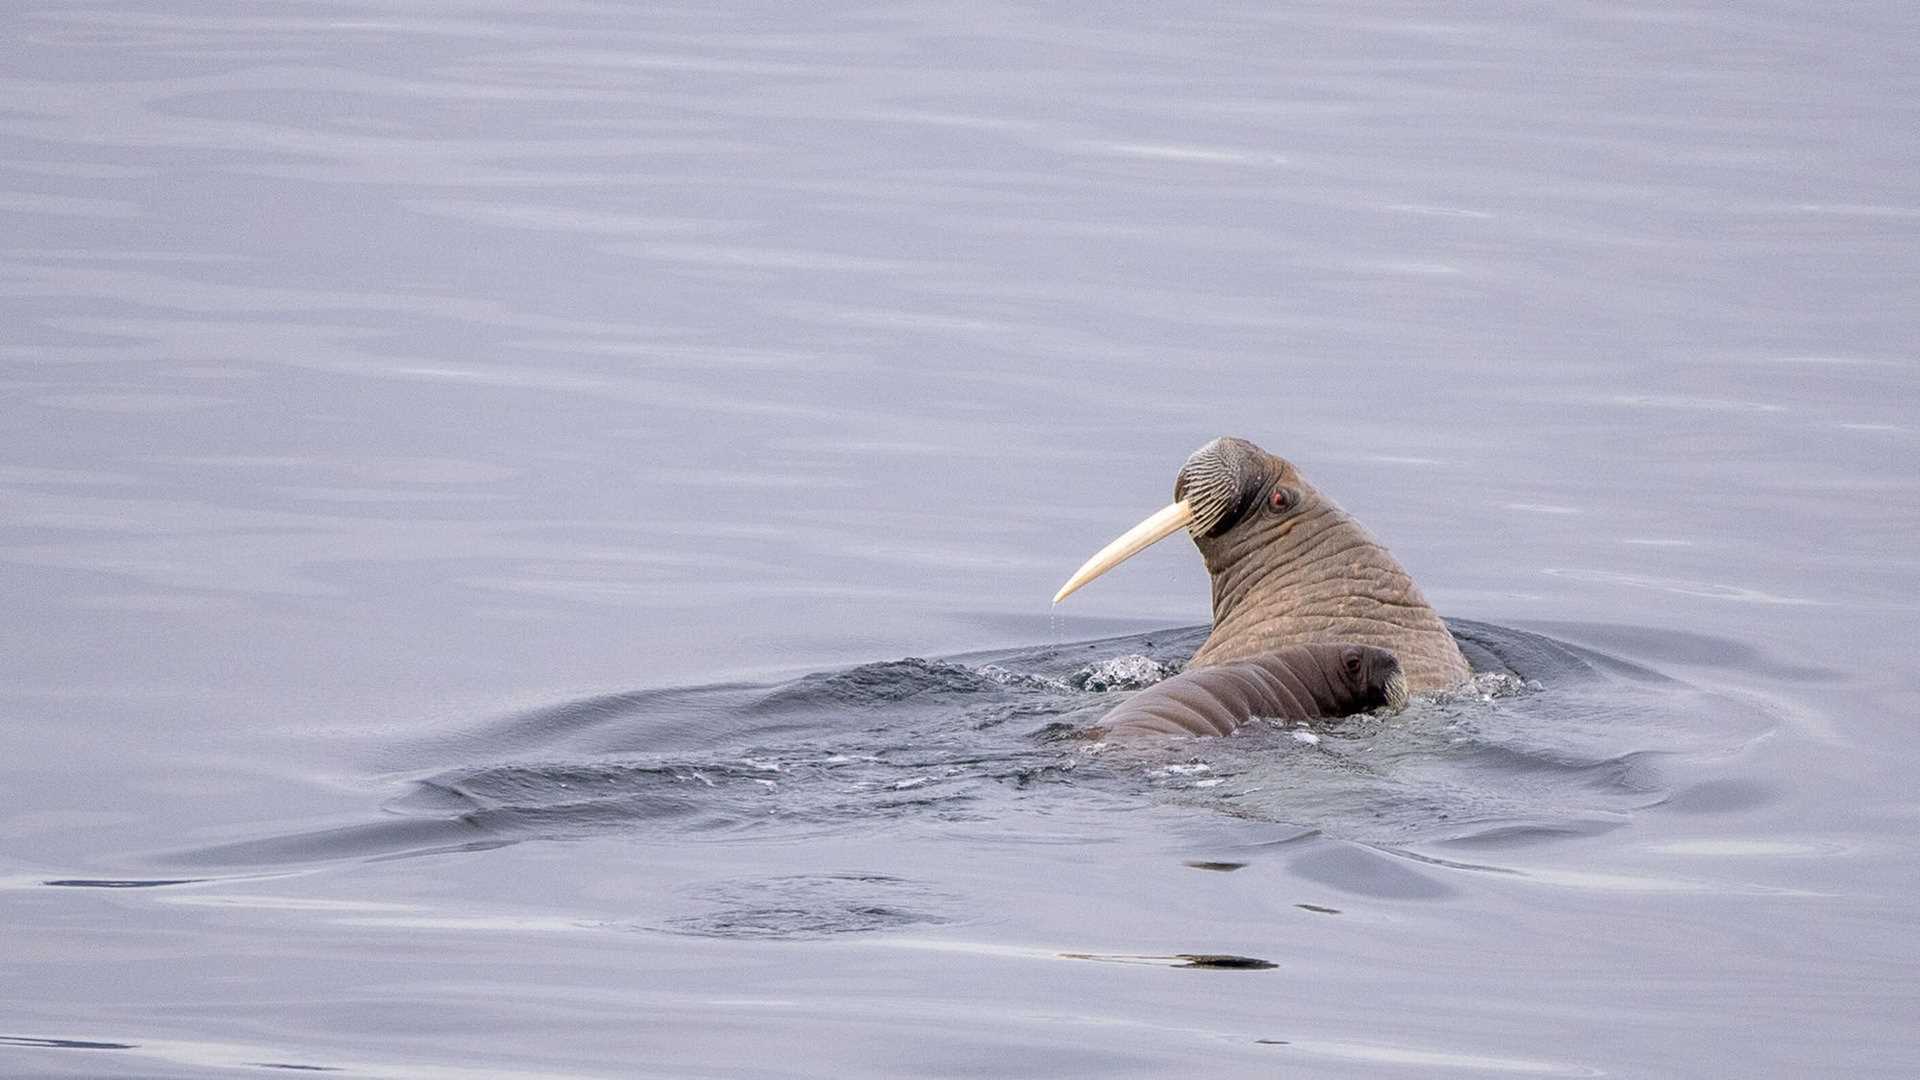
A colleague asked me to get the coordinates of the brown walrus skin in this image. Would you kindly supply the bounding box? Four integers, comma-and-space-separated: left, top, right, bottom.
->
1054, 436, 1472, 693
1176, 437, 1471, 693
1094, 643, 1407, 739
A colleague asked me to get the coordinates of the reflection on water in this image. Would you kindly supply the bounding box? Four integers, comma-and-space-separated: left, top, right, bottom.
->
3, 1, 1918, 1077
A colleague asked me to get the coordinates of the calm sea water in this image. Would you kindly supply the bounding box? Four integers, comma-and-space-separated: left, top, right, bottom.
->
3, 2, 1917, 1077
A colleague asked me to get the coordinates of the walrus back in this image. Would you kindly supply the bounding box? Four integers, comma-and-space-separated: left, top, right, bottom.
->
1095, 643, 1384, 740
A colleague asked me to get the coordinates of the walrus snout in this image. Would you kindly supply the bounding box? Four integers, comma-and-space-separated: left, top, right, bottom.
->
1382, 661, 1410, 713
1339, 642, 1408, 714
1174, 437, 1267, 539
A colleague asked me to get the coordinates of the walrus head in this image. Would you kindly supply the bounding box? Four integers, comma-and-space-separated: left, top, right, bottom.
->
1335, 642, 1410, 714
1053, 436, 1471, 693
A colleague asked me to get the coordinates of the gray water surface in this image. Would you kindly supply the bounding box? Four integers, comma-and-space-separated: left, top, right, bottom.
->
3, 2, 1918, 1077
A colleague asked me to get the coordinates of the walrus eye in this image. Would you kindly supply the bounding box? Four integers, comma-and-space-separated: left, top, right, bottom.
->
1343, 649, 1363, 677
1268, 487, 1295, 513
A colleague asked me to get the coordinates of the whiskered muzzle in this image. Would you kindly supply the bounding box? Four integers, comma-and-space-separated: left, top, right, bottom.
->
1177, 438, 1256, 538
1383, 669, 1410, 713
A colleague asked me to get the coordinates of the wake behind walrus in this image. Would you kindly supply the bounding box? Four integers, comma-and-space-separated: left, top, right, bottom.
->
1054, 436, 1471, 694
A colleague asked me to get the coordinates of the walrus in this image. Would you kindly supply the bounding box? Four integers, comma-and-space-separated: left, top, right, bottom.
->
1054, 436, 1471, 693
1093, 642, 1407, 739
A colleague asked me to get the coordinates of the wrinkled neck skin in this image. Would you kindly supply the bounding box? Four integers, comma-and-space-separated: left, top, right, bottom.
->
1186, 485, 1470, 693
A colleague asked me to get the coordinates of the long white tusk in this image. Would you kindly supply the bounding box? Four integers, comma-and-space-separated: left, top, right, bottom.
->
1052, 500, 1195, 604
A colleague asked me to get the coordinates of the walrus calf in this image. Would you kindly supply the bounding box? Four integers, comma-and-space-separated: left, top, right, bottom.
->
1095, 643, 1407, 739
1054, 436, 1471, 693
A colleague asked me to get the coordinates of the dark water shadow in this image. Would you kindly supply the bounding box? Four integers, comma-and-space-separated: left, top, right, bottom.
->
43, 877, 206, 889
164, 817, 508, 871
659, 872, 957, 940
1061, 951, 1278, 971
0, 1033, 342, 1075
0, 1034, 135, 1051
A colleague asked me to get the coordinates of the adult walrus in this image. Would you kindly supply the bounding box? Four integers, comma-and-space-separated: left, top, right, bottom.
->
1095, 643, 1407, 739
1055, 436, 1471, 693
